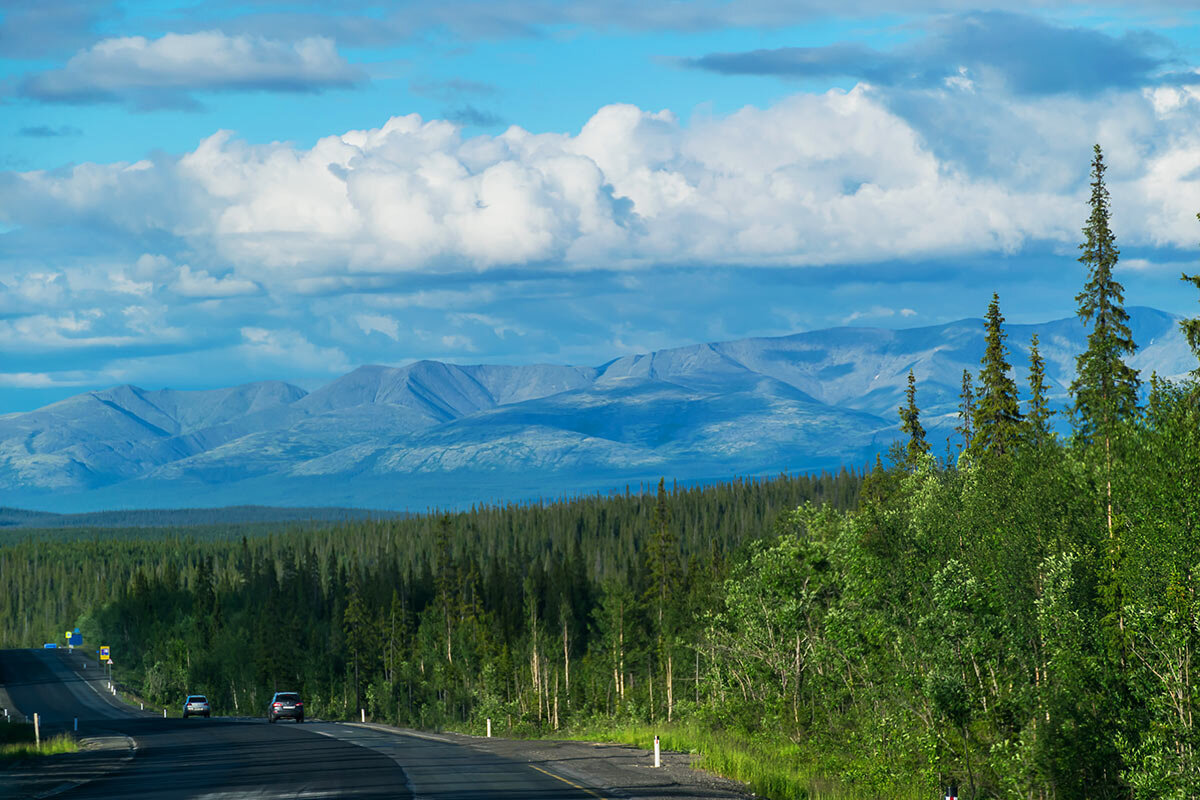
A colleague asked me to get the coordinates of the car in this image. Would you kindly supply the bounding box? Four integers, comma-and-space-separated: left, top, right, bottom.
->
182, 695, 210, 718
268, 691, 303, 723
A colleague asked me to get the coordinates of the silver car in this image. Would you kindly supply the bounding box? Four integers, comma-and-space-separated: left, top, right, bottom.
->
183, 694, 211, 718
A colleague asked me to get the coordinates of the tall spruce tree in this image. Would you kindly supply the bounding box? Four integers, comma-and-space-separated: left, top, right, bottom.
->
1071, 144, 1139, 544
1026, 333, 1054, 445
1070, 144, 1140, 440
898, 369, 929, 465
972, 293, 1022, 455
956, 369, 975, 452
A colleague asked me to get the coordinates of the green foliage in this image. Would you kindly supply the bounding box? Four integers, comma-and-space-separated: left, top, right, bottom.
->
972, 293, 1022, 455
0, 730, 78, 760
1071, 144, 1140, 442
956, 369, 976, 453
898, 370, 929, 465
1025, 333, 1054, 445
1183, 261, 1200, 374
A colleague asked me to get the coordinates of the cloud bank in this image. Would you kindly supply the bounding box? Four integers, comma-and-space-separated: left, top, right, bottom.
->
19, 31, 363, 109
7, 82, 1200, 282
4, 75, 1200, 392
687, 12, 1180, 96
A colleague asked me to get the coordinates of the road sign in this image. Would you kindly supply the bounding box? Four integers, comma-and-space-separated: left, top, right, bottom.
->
65, 631, 71, 640
69, 634, 83, 646
100, 646, 110, 661
43, 643, 57, 648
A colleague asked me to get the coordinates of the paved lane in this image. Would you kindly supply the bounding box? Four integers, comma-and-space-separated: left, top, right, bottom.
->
0, 650, 598, 799
309, 725, 606, 799
0, 649, 136, 727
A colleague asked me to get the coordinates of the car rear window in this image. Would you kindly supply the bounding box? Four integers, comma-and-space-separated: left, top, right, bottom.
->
188, 696, 207, 702
276, 693, 300, 703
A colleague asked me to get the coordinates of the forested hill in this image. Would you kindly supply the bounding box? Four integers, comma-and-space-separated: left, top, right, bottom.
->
0, 467, 858, 671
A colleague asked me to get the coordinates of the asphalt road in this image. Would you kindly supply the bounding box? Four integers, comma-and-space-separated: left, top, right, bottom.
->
0, 649, 599, 799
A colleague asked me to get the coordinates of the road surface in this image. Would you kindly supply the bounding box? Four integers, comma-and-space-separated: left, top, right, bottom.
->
0, 648, 597, 799
0, 649, 747, 800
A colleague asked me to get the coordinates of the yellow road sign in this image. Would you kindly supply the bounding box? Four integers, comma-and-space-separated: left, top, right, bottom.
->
100, 646, 110, 661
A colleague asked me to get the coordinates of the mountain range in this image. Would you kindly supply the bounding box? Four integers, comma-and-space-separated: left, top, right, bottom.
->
1, 307, 1192, 512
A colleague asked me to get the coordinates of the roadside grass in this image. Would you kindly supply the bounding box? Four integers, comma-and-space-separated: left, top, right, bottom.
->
0, 721, 78, 760
526, 719, 929, 800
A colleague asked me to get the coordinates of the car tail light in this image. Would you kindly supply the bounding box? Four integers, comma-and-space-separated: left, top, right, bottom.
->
273, 702, 282, 707
296, 702, 303, 707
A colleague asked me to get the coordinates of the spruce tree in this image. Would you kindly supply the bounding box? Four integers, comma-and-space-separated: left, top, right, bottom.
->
955, 369, 975, 451
1026, 333, 1054, 444
898, 369, 929, 465
1071, 144, 1139, 544
1070, 144, 1140, 440
972, 293, 1022, 455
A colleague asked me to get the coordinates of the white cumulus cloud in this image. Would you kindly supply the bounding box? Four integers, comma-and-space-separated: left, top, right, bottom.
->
238, 327, 350, 373
5, 83, 1200, 306
355, 313, 401, 340
171, 265, 260, 298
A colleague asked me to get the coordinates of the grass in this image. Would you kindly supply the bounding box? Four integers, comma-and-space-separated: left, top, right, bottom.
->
0, 721, 79, 761
503, 718, 931, 800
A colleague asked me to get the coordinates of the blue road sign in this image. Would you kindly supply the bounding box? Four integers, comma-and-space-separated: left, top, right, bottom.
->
68, 634, 83, 646
43, 643, 57, 648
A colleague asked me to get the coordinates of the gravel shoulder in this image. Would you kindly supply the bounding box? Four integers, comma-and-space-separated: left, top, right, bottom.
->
348, 722, 756, 800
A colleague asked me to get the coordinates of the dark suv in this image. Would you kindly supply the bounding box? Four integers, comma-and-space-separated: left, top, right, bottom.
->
268, 691, 304, 723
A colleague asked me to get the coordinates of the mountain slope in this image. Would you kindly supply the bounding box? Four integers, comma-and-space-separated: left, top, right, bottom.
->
0, 307, 1191, 511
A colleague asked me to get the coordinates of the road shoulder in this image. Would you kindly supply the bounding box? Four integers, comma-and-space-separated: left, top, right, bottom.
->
343, 722, 754, 800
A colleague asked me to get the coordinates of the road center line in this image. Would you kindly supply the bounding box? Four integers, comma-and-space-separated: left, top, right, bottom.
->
528, 764, 607, 799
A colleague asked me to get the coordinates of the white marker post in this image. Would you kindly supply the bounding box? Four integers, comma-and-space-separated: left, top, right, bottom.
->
163, 709, 167, 718
486, 718, 492, 737
653, 735, 660, 768
361, 708, 366, 723
33, 713, 40, 748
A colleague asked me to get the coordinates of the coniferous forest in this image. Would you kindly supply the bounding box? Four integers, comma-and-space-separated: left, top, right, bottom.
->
4, 145, 1200, 798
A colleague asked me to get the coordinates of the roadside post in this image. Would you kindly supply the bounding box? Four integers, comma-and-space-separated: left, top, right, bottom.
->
945, 781, 959, 800
653, 735, 660, 768
486, 718, 492, 737
33, 713, 39, 747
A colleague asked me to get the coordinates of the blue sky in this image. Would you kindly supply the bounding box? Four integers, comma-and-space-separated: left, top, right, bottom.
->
2, 1, 1200, 412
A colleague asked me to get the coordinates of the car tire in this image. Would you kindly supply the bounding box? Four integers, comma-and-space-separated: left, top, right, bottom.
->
297, 717, 303, 724
269, 715, 275, 723
204, 712, 210, 718
183, 712, 188, 719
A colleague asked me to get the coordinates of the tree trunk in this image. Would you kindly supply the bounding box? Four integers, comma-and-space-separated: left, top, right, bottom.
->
666, 652, 673, 723
562, 617, 570, 712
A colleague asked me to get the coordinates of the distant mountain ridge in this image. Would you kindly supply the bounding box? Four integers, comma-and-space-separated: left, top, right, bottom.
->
0, 307, 1192, 512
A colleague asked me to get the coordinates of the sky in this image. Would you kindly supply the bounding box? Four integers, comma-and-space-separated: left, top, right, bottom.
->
3, 1, 1200, 412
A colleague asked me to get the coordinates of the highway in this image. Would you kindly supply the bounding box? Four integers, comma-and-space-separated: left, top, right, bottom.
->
0, 649, 601, 799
